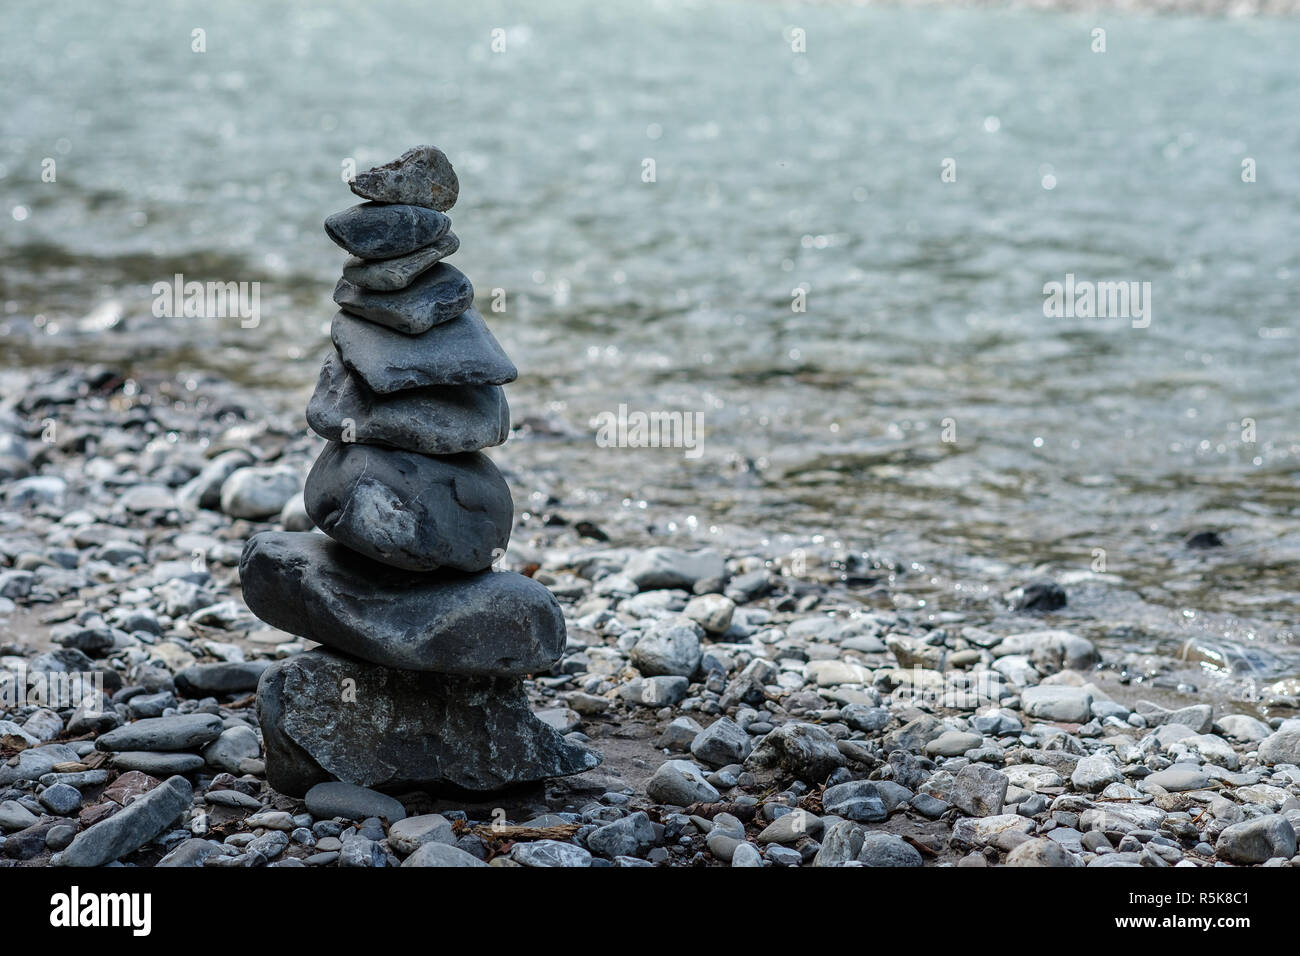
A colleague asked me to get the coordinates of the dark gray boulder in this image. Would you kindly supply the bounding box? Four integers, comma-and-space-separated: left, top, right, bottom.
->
240, 532, 566, 674
349, 145, 459, 211
333, 262, 473, 334
324, 202, 450, 259
304, 441, 512, 572
332, 308, 516, 393
306, 348, 510, 455
257, 649, 600, 796
342, 232, 459, 291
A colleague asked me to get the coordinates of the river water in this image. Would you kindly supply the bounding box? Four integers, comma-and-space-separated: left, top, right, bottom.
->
3, 0, 1299, 697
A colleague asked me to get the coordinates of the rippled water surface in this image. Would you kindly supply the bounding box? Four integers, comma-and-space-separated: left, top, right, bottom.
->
3, 1, 1300, 690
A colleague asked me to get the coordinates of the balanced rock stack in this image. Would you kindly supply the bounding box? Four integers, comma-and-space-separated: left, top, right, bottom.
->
242, 146, 600, 796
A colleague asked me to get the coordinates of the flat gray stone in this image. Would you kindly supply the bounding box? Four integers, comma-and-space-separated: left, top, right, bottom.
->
388, 814, 456, 855
333, 307, 516, 393
333, 262, 473, 334
350, 145, 459, 211
307, 348, 510, 455
1020, 686, 1093, 724
511, 839, 592, 867
241, 532, 565, 675
645, 759, 719, 806
1146, 765, 1213, 792
175, 661, 269, 696
0, 800, 38, 832
324, 202, 449, 259
925, 730, 982, 757
111, 752, 207, 775
402, 841, 489, 867
157, 837, 225, 867
625, 547, 726, 591
257, 648, 600, 796
53, 775, 193, 867
304, 782, 406, 822
0, 744, 79, 785
95, 714, 224, 753
757, 811, 822, 844
1135, 700, 1214, 735
304, 442, 511, 572
343, 232, 460, 291
857, 832, 923, 866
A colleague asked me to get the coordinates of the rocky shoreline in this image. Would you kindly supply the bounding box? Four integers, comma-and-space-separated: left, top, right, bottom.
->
1, 365, 1298, 868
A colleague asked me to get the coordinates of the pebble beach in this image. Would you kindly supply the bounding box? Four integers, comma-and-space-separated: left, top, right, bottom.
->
3, 0, 1300, 896
1, 364, 1297, 869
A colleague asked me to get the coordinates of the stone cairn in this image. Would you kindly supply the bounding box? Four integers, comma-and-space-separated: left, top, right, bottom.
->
242, 146, 600, 796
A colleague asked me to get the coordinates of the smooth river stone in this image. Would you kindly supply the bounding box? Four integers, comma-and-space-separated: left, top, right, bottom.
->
304, 441, 512, 572
350, 145, 459, 211
332, 262, 473, 334
332, 307, 517, 394
342, 232, 460, 291
324, 202, 450, 259
257, 648, 601, 796
94, 714, 225, 753
240, 532, 565, 674
306, 349, 511, 455
53, 775, 194, 867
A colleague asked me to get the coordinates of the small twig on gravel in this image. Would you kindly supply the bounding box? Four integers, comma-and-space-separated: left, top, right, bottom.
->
798, 785, 826, 816
50, 751, 109, 774
901, 834, 940, 857
465, 823, 582, 843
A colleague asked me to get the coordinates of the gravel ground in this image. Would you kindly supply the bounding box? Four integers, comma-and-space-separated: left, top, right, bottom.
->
1, 365, 1298, 868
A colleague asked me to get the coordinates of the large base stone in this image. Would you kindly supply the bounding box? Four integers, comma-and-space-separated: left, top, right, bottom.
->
306, 348, 510, 456
304, 441, 511, 572
240, 532, 565, 674
257, 649, 600, 796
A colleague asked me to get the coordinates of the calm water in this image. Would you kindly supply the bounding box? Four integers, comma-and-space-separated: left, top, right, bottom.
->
3, 1, 1299, 691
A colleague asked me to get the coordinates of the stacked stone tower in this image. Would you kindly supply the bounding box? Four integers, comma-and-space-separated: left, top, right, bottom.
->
243, 146, 600, 795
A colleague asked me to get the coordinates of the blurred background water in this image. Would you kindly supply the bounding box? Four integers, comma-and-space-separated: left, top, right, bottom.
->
2, 0, 1299, 690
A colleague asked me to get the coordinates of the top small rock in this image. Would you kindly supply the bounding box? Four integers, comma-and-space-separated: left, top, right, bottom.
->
350, 145, 459, 211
